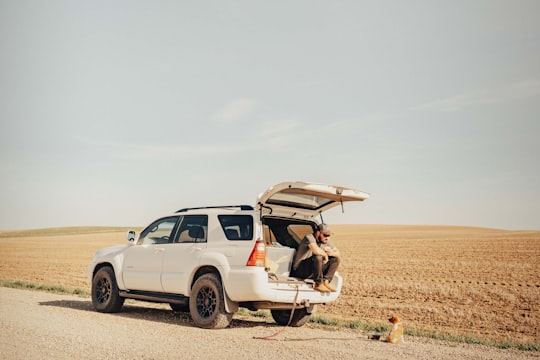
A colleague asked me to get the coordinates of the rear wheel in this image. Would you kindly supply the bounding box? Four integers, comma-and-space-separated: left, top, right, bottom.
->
271, 308, 311, 327
91, 266, 124, 313
189, 273, 232, 329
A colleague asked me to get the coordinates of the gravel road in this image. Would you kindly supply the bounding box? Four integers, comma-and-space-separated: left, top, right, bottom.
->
1, 287, 537, 360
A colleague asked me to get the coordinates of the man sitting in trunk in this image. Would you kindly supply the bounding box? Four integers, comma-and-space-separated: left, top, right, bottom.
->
291, 223, 340, 292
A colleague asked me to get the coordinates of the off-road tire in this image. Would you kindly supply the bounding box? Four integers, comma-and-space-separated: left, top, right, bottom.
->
91, 266, 125, 313
189, 273, 232, 329
271, 308, 311, 327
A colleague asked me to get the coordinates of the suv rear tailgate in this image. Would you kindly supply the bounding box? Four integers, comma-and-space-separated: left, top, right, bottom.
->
224, 266, 342, 304
257, 181, 369, 219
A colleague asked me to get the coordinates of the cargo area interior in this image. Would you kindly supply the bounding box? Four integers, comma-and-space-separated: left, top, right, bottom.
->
262, 217, 317, 281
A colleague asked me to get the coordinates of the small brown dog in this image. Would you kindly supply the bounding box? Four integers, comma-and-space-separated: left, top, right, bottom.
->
386, 315, 404, 344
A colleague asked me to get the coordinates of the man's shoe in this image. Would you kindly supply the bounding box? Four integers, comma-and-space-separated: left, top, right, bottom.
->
323, 280, 337, 292
313, 283, 331, 292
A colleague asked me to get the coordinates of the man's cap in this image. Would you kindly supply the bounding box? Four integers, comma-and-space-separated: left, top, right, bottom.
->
318, 223, 332, 236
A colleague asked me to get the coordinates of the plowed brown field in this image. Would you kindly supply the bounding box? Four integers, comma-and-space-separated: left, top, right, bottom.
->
1, 225, 538, 346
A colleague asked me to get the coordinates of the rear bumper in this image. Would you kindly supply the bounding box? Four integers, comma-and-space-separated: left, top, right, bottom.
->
224, 268, 342, 305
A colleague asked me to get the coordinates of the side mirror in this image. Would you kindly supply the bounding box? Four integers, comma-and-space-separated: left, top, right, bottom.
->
127, 230, 136, 243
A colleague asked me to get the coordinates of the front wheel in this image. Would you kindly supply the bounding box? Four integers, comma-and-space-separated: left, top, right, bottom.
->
189, 273, 232, 329
91, 266, 124, 313
271, 308, 311, 327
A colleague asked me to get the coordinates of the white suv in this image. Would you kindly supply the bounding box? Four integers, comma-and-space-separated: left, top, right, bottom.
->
88, 181, 369, 329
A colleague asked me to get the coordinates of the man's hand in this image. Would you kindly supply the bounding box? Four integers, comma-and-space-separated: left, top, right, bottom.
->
322, 254, 329, 264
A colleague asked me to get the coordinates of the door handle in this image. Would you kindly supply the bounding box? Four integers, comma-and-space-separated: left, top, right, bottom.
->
154, 248, 165, 254
191, 246, 202, 253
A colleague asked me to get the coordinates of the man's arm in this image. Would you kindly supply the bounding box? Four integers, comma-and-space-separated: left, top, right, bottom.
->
323, 240, 340, 258
325, 247, 340, 258
308, 242, 329, 262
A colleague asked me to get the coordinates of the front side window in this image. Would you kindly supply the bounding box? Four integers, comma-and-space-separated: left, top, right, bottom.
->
175, 215, 208, 243
138, 216, 180, 245
218, 215, 253, 241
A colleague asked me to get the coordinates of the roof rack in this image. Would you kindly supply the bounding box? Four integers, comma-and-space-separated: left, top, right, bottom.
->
175, 205, 254, 213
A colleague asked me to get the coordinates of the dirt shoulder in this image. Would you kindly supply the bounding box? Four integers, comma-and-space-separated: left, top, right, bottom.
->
1, 287, 537, 360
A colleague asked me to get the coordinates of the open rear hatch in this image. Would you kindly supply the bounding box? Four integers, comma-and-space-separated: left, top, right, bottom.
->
257, 181, 370, 296
257, 181, 370, 219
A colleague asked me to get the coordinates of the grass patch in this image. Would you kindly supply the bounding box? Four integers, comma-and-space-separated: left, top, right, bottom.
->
405, 327, 540, 351
310, 314, 389, 332
1, 280, 537, 352
310, 313, 538, 352
237, 308, 270, 319
0, 279, 90, 297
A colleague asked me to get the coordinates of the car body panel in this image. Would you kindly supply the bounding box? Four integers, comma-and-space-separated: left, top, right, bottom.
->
87, 244, 129, 288
122, 244, 165, 292
224, 266, 342, 303
161, 242, 207, 294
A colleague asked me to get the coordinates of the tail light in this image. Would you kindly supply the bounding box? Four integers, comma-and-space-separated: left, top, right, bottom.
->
246, 240, 266, 267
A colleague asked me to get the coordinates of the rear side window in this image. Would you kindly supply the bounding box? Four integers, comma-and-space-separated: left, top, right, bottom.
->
175, 215, 208, 243
218, 215, 253, 241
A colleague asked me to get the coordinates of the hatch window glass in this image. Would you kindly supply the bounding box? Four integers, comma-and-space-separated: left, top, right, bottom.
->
266, 192, 333, 210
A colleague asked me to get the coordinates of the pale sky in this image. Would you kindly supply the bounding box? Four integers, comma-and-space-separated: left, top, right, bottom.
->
1, 0, 539, 230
